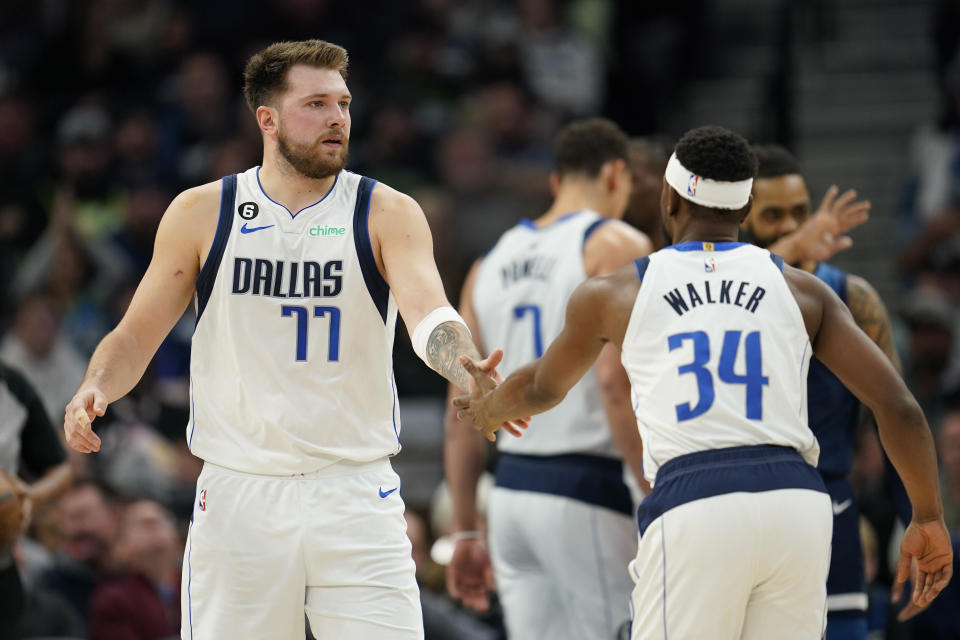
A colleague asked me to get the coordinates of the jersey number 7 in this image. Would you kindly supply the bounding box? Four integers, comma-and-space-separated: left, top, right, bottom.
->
280, 305, 341, 362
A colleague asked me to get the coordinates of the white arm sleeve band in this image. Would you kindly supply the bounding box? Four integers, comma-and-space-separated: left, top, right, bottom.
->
411, 306, 470, 365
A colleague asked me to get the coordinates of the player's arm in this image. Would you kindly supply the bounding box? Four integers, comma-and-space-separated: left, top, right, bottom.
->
443, 261, 495, 611
456, 266, 638, 441
845, 274, 902, 372
370, 184, 485, 393
787, 267, 952, 607
63, 183, 220, 453
586, 220, 653, 492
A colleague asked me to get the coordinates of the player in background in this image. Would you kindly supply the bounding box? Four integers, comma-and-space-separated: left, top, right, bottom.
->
624, 136, 672, 251
444, 118, 652, 639
743, 145, 913, 635
454, 126, 952, 640
61, 40, 518, 640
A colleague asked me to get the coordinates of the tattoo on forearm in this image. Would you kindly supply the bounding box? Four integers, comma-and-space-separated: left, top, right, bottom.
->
426, 321, 480, 391
847, 278, 902, 373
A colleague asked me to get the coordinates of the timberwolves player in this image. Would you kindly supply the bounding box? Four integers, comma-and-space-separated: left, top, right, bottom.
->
743, 145, 910, 636
445, 118, 652, 639
61, 40, 516, 640
455, 126, 952, 640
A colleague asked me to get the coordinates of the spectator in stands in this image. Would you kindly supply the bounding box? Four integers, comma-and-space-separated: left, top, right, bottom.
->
38, 481, 120, 624
89, 499, 180, 640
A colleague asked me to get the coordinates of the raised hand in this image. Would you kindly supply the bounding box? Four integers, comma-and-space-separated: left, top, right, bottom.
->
458, 350, 529, 439
891, 519, 953, 620
63, 388, 107, 453
793, 186, 871, 263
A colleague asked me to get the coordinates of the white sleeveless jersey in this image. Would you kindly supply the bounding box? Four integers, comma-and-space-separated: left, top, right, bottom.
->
621, 242, 819, 484
473, 211, 616, 457
188, 167, 400, 474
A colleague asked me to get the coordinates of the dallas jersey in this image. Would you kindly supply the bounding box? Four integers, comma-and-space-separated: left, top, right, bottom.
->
472, 211, 615, 457
188, 168, 400, 475
621, 241, 820, 483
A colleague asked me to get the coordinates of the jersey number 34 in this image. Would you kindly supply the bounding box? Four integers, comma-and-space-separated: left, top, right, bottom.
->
668, 330, 768, 422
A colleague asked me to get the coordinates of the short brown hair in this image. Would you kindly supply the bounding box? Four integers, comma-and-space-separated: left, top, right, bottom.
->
243, 40, 349, 113
554, 118, 630, 178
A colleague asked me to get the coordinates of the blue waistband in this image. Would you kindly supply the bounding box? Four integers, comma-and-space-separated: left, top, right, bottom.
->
638, 445, 826, 535
494, 452, 633, 516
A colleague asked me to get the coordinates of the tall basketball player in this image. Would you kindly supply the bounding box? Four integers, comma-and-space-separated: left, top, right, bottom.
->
61, 40, 516, 640
454, 126, 952, 640
744, 145, 910, 637
445, 118, 652, 639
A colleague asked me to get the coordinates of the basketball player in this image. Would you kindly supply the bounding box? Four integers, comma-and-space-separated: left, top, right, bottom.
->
444, 118, 652, 639
454, 126, 953, 639
61, 40, 516, 640
743, 145, 907, 637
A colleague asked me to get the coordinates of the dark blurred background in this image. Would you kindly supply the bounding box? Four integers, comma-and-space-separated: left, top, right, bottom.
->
3, 0, 960, 638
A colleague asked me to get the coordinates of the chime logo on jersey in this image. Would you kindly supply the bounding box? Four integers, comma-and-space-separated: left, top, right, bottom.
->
198, 489, 207, 511
308, 224, 346, 237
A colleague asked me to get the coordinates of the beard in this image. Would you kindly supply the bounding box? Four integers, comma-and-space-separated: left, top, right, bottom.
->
277, 130, 349, 179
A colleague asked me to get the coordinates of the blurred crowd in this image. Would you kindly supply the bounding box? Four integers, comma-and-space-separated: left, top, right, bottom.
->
2, 0, 960, 639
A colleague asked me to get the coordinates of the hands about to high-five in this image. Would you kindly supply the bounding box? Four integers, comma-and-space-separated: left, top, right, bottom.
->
454, 354, 509, 442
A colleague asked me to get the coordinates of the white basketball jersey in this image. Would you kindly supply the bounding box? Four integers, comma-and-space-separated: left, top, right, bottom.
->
473, 212, 615, 457
621, 242, 819, 484
188, 167, 400, 474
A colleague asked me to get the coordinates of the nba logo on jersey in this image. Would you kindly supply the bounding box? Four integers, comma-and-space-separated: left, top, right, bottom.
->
704, 257, 717, 273
199, 489, 207, 511
687, 173, 699, 196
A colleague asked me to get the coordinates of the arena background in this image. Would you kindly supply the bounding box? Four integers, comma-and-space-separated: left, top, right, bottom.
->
1, 0, 959, 638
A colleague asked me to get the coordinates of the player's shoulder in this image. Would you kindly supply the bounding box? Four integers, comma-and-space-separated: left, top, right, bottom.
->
167, 180, 223, 220
584, 218, 653, 276
368, 179, 421, 216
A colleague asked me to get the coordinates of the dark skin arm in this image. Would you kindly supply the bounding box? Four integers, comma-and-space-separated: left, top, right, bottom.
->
456, 262, 951, 610
845, 274, 901, 372
784, 265, 951, 610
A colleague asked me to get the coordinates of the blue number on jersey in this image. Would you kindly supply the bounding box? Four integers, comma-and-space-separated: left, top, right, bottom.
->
668, 331, 714, 420
669, 330, 768, 422
281, 304, 342, 362
513, 305, 544, 357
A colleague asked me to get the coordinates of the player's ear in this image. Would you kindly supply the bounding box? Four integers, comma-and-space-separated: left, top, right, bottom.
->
256, 105, 279, 137
549, 172, 561, 198
734, 195, 754, 224
600, 159, 626, 193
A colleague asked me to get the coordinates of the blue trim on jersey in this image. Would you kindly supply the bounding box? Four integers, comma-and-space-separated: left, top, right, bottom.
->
390, 375, 400, 446
661, 515, 669, 639
255, 166, 338, 219
518, 218, 538, 230
494, 452, 634, 516
770, 253, 785, 272
583, 217, 611, 245
351, 176, 390, 322
196, 174, 236, 324
665, 241, 746, 252
637, 445, 826, 536
188, 380, 196, 448
634, 256, 650, 282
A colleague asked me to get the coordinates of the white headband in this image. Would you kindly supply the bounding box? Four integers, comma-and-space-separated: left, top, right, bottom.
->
664, 152, 753, 210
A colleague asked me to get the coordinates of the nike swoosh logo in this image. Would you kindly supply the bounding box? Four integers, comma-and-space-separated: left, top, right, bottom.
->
379, 486, 397, 498
240, 222, 275, 234
832, 499, 853, 515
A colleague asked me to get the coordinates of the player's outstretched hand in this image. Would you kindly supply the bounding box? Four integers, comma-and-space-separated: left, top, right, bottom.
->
447, 536, 495, 612
792, 186, 870, 263
63, 388, 107, 454
454, 355, 505, 442
458, 351, 529, 439
891, 518, 953, 620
